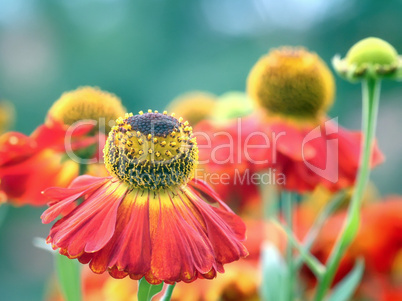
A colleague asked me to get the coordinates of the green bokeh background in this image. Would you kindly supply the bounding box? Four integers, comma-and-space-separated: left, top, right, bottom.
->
0, 0, 401, 300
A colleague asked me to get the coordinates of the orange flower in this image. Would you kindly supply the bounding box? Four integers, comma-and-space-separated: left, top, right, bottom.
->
171, 260, 260, 301
0, 87, 125, 206
298, 197, 402, 298
0, 121, 89, 206
195, 47, 384, 195
195, 115, 268, 215
247, 47, 384, 193
46, 266, 139, 301
266, 117, 384, 193
41, 111, 248, 284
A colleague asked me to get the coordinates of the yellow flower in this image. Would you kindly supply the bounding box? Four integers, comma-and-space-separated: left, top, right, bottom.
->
166, 91, 216, 126
47, 86, 126, 132
0, 100, 15, 134
302, 183, 379, 217
247, 47, 335, 122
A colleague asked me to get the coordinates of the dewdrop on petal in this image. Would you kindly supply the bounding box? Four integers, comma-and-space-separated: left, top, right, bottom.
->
247, 47, 335, 121
47, 86, 126, 132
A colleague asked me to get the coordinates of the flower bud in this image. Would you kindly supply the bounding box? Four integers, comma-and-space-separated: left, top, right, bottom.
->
333, 37, 401, 81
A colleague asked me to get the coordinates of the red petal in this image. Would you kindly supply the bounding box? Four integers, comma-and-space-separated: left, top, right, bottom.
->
150, 190, 216, 283
41, 176, 110, 223
47, 181, 125, 257
90, 189, 152, 276
1, 150, 78, 206
185, 186, 248, 264
0, 132, 37, 166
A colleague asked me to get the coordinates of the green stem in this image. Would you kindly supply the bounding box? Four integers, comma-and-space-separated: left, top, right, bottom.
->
282, 191, 295, 301
272, 220, 326, 279
79, 163, 87, 175
160, 283, 176, 301
314, 78, 381, 300
260, 181, 279, 222
294, 191, 345, 271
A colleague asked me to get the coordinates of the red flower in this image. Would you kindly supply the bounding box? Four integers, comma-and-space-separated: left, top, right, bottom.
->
264, 116, 384, 193
0, 121, 92, 206
0, 86, 126, 206
41, 111, 248, 284
196, 113, 384, 198
195, 117, 269, 215
242, 47, 384, 193
298, 197, 402, 297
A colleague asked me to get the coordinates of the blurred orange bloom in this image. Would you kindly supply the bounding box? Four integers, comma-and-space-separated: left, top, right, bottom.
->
195, 116, 268, 216
195, 113, 384, 207
0, 120, 93, 206
46, 266, 139, 301
0, 86, 125, 206
298, 197, 402, 300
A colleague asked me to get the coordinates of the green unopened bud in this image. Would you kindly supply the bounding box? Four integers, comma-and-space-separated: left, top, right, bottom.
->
333, 37, 402, 82
346, 37, 398, 67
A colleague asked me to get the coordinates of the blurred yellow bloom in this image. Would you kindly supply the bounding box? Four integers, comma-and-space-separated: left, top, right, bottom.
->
247, 47, 335, 122
166, 91, 217, 126
0, 100, 15, 134
172, 261, 260, 301
301, 183, 379, 217
47, 86, 126, 133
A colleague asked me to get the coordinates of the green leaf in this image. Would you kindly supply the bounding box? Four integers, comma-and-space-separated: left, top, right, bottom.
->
55, 253, 82, 301
260, 242, 289, 301
328, 259, 365, 301
137, 277, 164, 301
272, 220, 325, 278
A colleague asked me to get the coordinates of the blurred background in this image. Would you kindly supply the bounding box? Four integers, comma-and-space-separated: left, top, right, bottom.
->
0, 0, 401, 300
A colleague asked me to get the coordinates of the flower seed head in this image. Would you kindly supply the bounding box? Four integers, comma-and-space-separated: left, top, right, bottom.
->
104, 111, 198, 190
47, 86, 126, 133
247, 47, 335, 121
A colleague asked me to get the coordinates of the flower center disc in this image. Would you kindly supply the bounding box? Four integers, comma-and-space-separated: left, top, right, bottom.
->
104, 111, 198, 190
